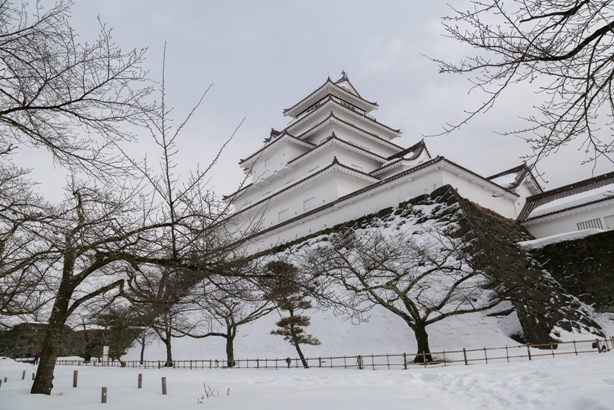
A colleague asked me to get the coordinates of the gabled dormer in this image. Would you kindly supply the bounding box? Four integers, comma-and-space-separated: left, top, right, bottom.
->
283, 72, 379, 119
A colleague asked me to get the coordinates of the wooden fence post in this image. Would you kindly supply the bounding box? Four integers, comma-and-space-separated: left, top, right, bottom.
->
443, 351, 446, 367
161, 377, 167, 395
550, 342, 555, 358
386, 354, 390, 369
101, 387, 107, 404
330, 356, 333, 368
527, 345, 532, 361
484, 347, 488, 364
318, 357, 321, 368
256, 359, 259, 369
138, 373, 142, 389
344, 356, 347, 368
371, 354, 375, 370
463, 348, 468, 365
73, 370, 78, 387
506, 346, 509, 362
573, 340, 578, 355
403, 353, 407, 369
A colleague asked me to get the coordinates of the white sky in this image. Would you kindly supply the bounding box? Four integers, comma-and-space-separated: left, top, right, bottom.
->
11, 0, 614, 203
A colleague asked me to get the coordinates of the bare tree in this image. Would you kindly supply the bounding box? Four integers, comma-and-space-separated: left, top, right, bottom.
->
435, 1, 614, 167
304, 226, 503, 363
0, 0, 152, 173
182, 274, 276, 367
0, 163, 55, 324
30, 181, 162, 394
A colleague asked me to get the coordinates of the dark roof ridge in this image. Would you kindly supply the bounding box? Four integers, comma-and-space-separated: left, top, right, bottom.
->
283, 76, 378, 115
230, 159, 378, 218
286, 134, 387, 166
287, 99, 401, 141
386, 139, 429, 161
239, 131, 314, 165
518, 170, 614, 221
222, 183, 253, 201
296, 110, 403, 150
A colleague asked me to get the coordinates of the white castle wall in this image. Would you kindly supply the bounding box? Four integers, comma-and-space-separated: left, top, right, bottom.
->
242, 161, 520, 254
522, 198, 614, 238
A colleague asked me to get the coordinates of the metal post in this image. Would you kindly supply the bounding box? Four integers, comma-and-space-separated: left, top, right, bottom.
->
138, 373, 142, 389
101, 387, 107, 404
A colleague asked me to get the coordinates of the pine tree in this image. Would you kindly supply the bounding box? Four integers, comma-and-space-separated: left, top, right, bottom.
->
263, 261, 320, 368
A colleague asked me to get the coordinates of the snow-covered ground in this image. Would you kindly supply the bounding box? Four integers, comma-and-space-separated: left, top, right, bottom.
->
3, 350, 614, 410
3, 305, 613, 409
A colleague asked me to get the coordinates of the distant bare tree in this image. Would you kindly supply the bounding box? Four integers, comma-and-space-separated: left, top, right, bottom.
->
0, 0, 152, 173
304, 226, 503, 363
181, 274, 276, 367
435, 1, 614, 167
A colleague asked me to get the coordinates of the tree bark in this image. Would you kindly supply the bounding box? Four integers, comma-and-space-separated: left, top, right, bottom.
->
413, 322, 433, 363
294, 343, 308, 368
225, 333, 235, 368
30, 287, 71, 394
163, 330, 173, 367
139, 339, 146, 364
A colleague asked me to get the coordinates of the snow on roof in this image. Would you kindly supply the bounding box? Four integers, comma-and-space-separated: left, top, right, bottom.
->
528, 183, 614, 219
518, 229, 604, 250
489, 172, 519, 190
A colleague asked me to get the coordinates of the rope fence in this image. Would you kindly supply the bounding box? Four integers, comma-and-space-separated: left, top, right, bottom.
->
54, 336, 613, 370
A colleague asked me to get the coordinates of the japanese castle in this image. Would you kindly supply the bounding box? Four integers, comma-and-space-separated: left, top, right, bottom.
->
225, 73, 614, 253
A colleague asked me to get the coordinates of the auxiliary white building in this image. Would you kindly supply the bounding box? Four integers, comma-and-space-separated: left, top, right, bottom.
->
224, 74, 614, 253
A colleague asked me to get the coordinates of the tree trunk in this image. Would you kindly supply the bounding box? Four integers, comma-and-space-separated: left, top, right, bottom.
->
413, 322, 433, 363
163, 331, 173, 367
294, 343, 308, 368
139, 339, 146, 364
225, 335, 235, 368
31, 288, 71, 394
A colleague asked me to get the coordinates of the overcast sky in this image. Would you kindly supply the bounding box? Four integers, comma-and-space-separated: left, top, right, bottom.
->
12, 1, 614, 202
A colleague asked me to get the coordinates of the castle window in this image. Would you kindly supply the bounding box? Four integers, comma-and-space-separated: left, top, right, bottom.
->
577, 218, 602, 231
